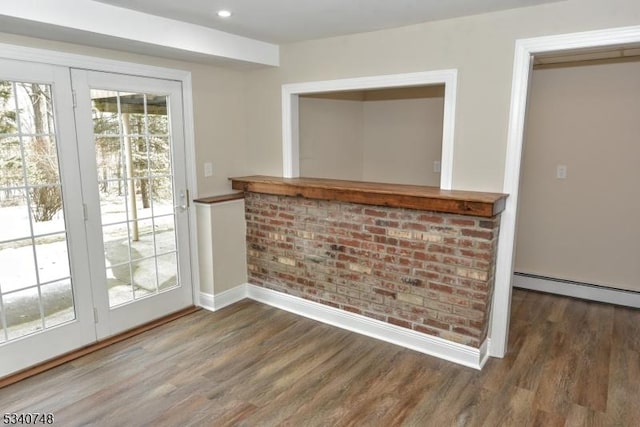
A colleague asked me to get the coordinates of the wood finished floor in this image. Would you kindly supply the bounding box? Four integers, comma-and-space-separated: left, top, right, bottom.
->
0, 289, 638, 426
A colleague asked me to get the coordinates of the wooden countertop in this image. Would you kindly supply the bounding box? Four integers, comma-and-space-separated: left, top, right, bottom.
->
193, 192, 245, 205
230, 176, 507, 217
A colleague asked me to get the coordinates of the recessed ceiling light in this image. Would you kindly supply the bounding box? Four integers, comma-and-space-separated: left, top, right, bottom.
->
217, 10, 232, 18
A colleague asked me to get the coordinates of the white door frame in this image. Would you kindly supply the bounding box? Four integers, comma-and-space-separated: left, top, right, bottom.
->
281, 70, 458, 190
0, 42, 201, 309
491, 25, 640, 357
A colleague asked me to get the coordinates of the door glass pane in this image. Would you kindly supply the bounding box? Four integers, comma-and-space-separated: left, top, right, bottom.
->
90, 90, 180, 308
4, 287, 42, 340
157, 253, 178, 291
0, 191, 31, 241
30, 186, 65, 236
24, 137, 61, 185
42, 279, 75, 328
34, 234, 71, 283
0, 239, 37, 292
105, 265, 133, 306
154, 215, 176, 254
0, 80, 76, 343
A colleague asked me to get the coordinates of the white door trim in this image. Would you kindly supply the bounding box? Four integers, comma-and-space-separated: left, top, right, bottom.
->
491, 25, 640, 358
281, 70, 458, 190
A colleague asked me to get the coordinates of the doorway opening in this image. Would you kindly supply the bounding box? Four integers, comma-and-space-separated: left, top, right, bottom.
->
493, 25, 640, 358
514, 47, 640, 308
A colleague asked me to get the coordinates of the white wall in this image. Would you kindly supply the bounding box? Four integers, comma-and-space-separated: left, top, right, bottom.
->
515, 60, 640, 292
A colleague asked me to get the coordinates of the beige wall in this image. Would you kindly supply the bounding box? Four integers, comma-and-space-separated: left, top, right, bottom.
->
299, 97, 443, 185
515, 60, 640, 292
362, 98, 442, 186
244, 0, 640, 193
299, 98, 363, 180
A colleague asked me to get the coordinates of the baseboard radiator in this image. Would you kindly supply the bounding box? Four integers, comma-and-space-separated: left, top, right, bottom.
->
513, 272, 640, 309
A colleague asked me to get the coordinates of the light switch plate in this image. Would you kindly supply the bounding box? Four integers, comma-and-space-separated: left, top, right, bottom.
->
204, 162, 213, 177
556, 164, 567, 179
433, 160, 441, 173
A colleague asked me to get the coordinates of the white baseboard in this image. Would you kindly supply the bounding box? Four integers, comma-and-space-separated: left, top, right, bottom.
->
245, 284, 487, 370
198, 283, 488, 369
198, 286, 247, 312
513, 273, 640, 309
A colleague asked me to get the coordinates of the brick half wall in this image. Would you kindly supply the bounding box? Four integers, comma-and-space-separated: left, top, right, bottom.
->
244, 192, 501, 348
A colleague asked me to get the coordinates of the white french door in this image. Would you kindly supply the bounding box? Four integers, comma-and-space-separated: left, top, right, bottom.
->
0, 61, 193, 377
71, 70, 192, 339
0, 59, 95, 377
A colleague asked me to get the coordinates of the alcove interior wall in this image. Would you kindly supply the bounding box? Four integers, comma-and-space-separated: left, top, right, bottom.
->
298, 85, 445, 186
515, 56, 640, 292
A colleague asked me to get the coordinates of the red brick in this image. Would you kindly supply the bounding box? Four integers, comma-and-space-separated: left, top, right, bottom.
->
424, 317, 450, 330
414, 269, 439, 280
439, 313, 469, 326
414, 324, 442, 336
337, 238, 361, 248
364, 311, 386, 321
402, 222, 428, 231
443, 256, 473, 267
386, 246, 412, 257
336, 253, 359, 264
279, 212, 295, 220
429, 282, 454, 294
364, 208, 388, 218
374, 236, 398, 246
460, 249, 491, 261
474, 260, 491, 270
448, 218, 476, 227
457, 239, 475, 248
417, 214, 444, 223
343, 205, 364, 214
361, 242, 386, 251
479, 219, 498, 229
453, 326, 481, 336
429, 244, 455, 254
373, 288, 397, 299
414, 251, 441, 262
461, 229, 493, 240
338, 221, 363, 231
244, 195, 498, 346
388, 317, 412, 328
375, 219, 400, 228
399, 240, 427, 250
364, 225, 386, 235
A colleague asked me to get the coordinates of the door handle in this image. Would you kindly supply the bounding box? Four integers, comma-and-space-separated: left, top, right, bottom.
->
176, 189, 190, 212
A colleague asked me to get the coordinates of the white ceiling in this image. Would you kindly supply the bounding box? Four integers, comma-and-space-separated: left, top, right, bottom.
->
94, 0, 561, 44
